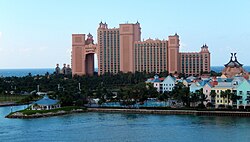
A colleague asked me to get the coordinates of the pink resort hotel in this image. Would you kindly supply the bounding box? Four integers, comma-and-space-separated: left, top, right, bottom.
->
72, 22, 210, 76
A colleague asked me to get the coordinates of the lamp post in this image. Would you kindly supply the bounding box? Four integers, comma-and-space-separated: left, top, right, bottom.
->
78, 83, 81, 91
37, 85, 40, 92
58, 84, 60, 91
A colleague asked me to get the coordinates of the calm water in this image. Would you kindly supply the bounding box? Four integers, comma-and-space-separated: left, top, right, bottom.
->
1, 106, 250, 142
0, 69, 54, 77
0, 66, 250, 77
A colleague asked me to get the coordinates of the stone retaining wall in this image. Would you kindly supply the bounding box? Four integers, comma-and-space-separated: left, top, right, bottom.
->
88, 108, 250, 117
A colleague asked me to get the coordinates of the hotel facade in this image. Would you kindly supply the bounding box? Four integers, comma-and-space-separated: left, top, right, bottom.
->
72, 22, 210, 76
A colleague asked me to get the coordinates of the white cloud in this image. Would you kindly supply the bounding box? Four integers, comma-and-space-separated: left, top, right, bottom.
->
179, 41, 189, 52
66, 47, 71, 54
180, 42, 187, 49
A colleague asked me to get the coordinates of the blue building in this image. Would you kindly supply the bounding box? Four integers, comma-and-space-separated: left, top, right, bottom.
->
31, 95, 60, 110
236, 80, 250, 109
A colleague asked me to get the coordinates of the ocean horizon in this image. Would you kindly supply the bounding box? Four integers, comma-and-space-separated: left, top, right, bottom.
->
0, 66, 250, 77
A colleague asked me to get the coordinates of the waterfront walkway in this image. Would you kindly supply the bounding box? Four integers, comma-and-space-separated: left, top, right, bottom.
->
0, 102, 16, 107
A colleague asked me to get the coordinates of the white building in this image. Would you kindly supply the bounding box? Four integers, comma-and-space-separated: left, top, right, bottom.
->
161, 75, 176, 93
152, 75, 162, 92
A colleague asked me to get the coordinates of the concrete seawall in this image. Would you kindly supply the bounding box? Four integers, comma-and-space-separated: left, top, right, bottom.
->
0, 102, 28, 107
88, 108, 250, 117
7, 108, 250, 118
0, 102, 17, 107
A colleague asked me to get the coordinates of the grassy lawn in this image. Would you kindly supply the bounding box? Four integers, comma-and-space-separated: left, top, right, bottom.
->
0, 94, 27, 103
18, 106, 86, 115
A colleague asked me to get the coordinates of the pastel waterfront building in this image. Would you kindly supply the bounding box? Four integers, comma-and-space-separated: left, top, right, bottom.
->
182, 79, 191, 87
190, 82, 202, 93
212, 82, 233, 108
152, 75, 161, 92
146, 75, 176, 93
189, 80, 209, 93
236, 80, 250, 109
201, 75, 247, 108
161, 75, 176, 93
203, 83, 213, 104
202, 80, 219, 105
72, 22, 210, 76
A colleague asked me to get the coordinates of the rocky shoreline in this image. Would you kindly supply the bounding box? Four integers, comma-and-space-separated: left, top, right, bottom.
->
7, 107, 250, 119
6, 109, 87, 119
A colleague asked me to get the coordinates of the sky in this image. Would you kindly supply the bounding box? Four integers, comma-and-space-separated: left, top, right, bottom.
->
0, 0, 250, 69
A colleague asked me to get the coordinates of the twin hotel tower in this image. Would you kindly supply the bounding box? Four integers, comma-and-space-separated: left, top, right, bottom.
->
72, 22, 210, 76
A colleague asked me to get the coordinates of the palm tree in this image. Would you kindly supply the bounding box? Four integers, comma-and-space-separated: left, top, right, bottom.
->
210, 90, 216, 105
224, 89, 232, 107
190, 92, 199, 107
230, 90, 240, 108
220, 90, 227, 108
195, 88, 207, 108
158, 91, 171, 106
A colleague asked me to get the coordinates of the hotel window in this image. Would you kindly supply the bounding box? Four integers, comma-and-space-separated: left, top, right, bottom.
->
217, 100, 219, 103
239, 91, 243, 95
247, 91, 250, 95
220, 100, 222, 103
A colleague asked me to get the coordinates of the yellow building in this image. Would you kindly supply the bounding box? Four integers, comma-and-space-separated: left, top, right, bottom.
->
212, 82, 233, 108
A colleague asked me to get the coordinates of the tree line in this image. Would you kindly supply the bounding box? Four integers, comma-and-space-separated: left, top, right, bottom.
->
0, 70, 222, 108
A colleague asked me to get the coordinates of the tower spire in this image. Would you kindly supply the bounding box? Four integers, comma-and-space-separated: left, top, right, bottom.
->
230, 53, 233, 61
234, 53, 237, 61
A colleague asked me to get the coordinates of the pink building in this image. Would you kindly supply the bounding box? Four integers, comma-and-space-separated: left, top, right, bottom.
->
180, 44, 210, 76
72, 33, 96, 76
134, 39, 168, 73
72, 22, 210, 76
133, 34, 179, 74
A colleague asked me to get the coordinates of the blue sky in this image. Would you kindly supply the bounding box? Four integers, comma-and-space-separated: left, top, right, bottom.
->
0, 0, 250, 68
